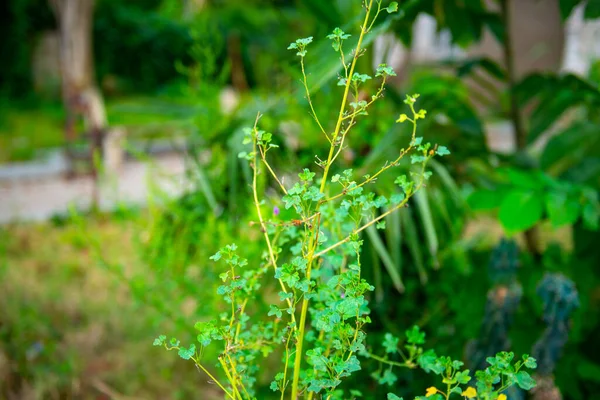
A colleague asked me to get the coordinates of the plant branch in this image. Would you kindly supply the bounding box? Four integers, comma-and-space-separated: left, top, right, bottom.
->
301, 56, 329, 140
289, 5, 376, 398
251, 113, 297, 323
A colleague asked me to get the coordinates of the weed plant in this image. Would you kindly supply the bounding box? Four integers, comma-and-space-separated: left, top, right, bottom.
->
156, 2, 536, 399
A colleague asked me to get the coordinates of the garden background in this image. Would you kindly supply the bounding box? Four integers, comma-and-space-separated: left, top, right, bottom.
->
1, 0, 600, 399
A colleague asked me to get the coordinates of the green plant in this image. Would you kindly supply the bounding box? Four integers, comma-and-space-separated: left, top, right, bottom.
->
467, 166, 599, 234
155, 2, 535, 399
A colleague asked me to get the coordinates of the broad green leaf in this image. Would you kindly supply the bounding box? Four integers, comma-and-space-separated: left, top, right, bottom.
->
528, 89, 579, 144
546, 191, 581, 228
504, 168, 544, 190
468, 189, 503, 210
515, 371, 536, 390
498, 190, 544, 233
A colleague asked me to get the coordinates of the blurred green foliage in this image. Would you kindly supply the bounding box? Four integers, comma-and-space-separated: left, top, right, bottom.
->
1, 0, 600, 398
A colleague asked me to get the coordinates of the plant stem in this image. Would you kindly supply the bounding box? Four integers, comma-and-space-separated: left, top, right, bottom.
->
219, 357, 242, 400
192, 357, 234, 399
290, 3, 375, 398
259, 145, 288, 194
319, 0, 374, 193
251, 114, 297, 323
324, 111, 418, 204
366, 352, 412, 369
314, 196, 407, 258
301, 57, 328, 139
226, 353, 251, 399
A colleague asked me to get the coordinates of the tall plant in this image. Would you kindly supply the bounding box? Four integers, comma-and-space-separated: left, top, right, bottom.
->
155, 2, 536, 399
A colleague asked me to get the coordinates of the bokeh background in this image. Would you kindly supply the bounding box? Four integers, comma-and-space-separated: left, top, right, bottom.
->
1, 0, 600, 399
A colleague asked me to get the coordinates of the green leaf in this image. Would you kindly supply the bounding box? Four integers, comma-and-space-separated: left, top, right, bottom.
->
405, 325, 425, 345
386, 2, 399, 13
528, 89, 577, 144
582, 202, 600, 230
153, 335, 166, 346
401, 210, 428, 284
299, 168, 316, 182
436, 146, 450, 156
546, 191, 580, 228
504, 168, 544, 190
268, 305, 282, 319
414, 189, 438, 266
498, 190, 544, 233
178, 344, 195, 360
352, 73, 372, 83
376, 64, 397, 77
524, 357, 537, 369
366, 225, 404, 292
383, 333, 400, 353
515, 371, 536, 390
387, 394, 403, 400
467, 190, 503, 211
455, 369, 471, 384
379, 369, 397, 386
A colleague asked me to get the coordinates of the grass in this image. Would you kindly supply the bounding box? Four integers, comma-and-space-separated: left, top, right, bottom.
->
0, 100, 65, 163
0, 94, 200, 164
0, 212, 222, 399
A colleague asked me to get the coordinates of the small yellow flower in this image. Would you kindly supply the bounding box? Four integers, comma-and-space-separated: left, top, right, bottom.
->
426, 387, 438, 397
461, 387, 477, 398
498, 395, 507, 400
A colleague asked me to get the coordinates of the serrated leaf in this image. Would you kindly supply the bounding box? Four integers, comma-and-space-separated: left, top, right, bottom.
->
436, 146, 450, 156
178, 344, 195, 360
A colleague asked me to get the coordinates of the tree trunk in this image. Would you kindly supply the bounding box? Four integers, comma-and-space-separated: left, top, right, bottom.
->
50, 0, 106, 160
50, 0, 107, 207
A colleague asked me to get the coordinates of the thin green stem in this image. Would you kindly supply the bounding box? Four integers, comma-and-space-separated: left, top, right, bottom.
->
251, 114, 297, 324
367, 352, 413, 369
226, 353, 251, 400
290, 3, 375, 398
191, 357, 234, 399
300, 56, 328, 140
319, 0, 375, 194
219, 357, 242, 400
325, 111, 418, 204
